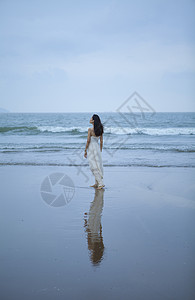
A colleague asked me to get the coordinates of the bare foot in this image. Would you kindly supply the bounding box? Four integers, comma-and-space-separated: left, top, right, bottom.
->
97, 185, 105, 190
90, 184, 98, 188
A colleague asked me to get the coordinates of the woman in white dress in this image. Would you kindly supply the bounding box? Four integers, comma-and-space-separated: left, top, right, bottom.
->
84, 114, 105, 189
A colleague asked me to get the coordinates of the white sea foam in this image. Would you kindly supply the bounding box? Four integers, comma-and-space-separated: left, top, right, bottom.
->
37, 126, 88, 133
37, 126, 195, 135
100, 127, 195, 135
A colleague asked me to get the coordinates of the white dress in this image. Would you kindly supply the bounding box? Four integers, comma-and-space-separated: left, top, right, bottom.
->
87, 135, 104, 186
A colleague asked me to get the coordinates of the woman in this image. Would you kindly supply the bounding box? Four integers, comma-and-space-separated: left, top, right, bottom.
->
84, 114, 105, 189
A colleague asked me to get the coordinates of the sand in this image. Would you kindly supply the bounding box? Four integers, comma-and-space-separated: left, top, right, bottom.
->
0, 166, 194, 300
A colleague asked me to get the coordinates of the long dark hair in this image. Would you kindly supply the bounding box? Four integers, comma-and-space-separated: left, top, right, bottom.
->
93, 114, 104, 137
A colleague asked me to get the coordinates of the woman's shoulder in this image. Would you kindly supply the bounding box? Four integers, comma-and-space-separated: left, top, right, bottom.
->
88, 127, 93, 133
88, 128, 94, 136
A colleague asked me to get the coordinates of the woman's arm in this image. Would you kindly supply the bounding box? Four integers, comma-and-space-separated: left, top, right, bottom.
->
84, 128, 91, 158
100, 134, 103, 152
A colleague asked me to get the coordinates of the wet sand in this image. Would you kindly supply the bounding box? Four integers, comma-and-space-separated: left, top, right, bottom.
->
0, 166, 195, 300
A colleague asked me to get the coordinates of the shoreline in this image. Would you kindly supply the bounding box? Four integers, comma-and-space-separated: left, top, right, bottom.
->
1, 163, 194, 167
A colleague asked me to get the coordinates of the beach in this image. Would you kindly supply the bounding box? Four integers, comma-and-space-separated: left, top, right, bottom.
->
0, 165, 194, 300
1, 0, 195, 297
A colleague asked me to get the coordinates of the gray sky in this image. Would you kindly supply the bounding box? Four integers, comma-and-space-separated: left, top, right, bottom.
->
0, 0, 194, 112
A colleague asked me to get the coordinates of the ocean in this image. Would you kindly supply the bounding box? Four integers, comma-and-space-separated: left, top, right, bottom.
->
0, 112, 195, 168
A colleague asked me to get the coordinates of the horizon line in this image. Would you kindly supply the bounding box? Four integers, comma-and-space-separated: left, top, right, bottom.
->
1, 111, 195, 114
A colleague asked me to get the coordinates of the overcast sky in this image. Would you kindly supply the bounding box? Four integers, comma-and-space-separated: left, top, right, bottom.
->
0, 0, 194, 112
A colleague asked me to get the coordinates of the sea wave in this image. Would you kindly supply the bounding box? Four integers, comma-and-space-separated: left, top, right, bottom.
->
105, 127, 195, 135
0, 125, 195, 135
0, 126, 38, 133
37, 126, 88, 133
28, 126, 195, 135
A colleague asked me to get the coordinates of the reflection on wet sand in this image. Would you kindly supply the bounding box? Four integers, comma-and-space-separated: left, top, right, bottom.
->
84, 189, 105, 266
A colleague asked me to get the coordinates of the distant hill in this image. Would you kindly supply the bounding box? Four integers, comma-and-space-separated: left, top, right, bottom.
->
0, 108, 10, 113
